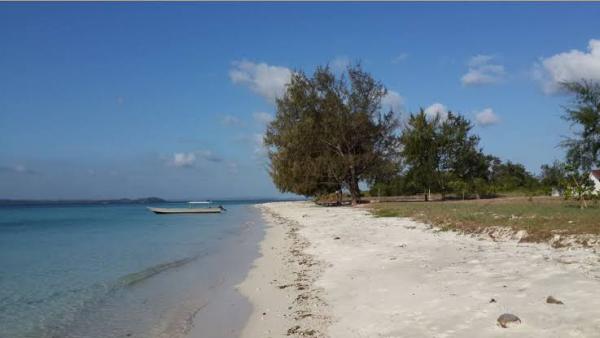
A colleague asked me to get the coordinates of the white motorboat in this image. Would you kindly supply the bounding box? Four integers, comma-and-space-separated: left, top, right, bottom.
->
148, 201, 225, 214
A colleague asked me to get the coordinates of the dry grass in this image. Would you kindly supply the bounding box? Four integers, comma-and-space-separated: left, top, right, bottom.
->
370, 196, 600, 242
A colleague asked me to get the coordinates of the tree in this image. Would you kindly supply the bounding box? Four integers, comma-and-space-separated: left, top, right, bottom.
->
400, 110, 487, 201
559, 80, 600, 208
561, 80, 600, 170
564, 163, 595, 209
400, 110, 439, 201
265, 65, 400, 205
540, 160, 567, 194
439, 113, 488, 199
488, 159, 537, 192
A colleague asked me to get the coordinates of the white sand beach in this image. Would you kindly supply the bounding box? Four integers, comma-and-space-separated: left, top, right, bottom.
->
239, 201, 600, 337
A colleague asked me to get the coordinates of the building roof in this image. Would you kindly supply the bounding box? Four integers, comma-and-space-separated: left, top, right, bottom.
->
591, 170, 600, 180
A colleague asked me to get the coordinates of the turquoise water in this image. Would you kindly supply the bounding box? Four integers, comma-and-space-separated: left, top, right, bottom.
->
0, 201, 266, 338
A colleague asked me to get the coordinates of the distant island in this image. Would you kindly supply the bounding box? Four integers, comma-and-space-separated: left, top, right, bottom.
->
0, 197, 166, 206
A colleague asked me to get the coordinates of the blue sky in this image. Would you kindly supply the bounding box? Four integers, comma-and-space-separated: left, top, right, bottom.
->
1, 3, 600, 199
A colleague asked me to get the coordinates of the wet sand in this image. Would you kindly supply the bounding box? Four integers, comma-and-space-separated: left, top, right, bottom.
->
239, 201, 600, 337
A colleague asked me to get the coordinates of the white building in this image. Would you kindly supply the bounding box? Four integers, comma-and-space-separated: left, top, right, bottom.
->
591, 170, 600, 193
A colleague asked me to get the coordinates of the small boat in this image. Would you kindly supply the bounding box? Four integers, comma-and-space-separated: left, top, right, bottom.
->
148, 201, 225, 214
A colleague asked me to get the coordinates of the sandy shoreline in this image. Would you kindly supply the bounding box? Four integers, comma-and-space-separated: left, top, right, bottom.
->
239, 201, 600, 337
237, 204, 329, 338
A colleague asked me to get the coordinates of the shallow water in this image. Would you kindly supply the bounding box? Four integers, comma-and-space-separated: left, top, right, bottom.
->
0, 201, 265, 338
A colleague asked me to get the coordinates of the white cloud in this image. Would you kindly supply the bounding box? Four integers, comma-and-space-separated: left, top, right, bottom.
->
535, 39, 600, 94
253, 111, 273, 125
424, 102, 449, 121
461, 54, 505, 86
391, 53, 408, 64
221, 115, 241, 126
331, 56, 350, 72
171, 152, 196, 168
229, 60, 292, 103
475, 108, 500, 127
167, 150, 223, 168
381, 90, 404, 113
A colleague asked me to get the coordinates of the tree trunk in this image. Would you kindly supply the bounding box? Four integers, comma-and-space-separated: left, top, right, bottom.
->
580, 192, 587, 209
348, 180, 360, 205
424, 188, 429, 202
348, 166, 360, 206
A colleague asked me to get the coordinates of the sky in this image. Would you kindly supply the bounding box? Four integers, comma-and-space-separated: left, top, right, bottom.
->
1, 2, 600, 200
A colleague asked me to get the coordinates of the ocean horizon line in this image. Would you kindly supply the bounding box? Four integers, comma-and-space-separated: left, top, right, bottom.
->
0, 196, 305, 207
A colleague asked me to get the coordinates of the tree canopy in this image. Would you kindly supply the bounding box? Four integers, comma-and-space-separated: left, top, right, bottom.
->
264, 65, 400, 204
561, 80, 600, 171
556, 80, 600, 207
399, 110, 488, 200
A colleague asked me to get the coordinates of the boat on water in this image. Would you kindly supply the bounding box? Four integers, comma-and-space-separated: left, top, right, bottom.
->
148, 201, 225, 214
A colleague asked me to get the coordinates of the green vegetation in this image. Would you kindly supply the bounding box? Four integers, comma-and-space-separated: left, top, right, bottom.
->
398, 110, 488, 201
373, 117, 542, 200
371, 79, 600, 205
558, 81, 600, 208
371, 197, 600, 242
265, 62, 600, 210
265, 64, 399, 205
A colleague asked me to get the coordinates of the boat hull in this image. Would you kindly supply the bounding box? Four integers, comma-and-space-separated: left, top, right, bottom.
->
147, 207, 223, 214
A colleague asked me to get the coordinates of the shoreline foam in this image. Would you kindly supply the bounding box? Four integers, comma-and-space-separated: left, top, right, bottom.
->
240, 201, 600, 337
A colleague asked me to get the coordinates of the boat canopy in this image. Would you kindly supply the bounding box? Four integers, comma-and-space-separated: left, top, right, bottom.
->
188, 201, 211, 204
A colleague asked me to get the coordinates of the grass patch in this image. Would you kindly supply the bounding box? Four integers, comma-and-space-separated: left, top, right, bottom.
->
369, 196, 600, 242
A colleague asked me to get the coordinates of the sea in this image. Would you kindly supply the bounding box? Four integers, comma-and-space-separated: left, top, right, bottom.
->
0, 200, 269, 338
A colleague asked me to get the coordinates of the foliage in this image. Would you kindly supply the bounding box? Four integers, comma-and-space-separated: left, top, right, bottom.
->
487, 157, 539, 192
559, 80, 600, 208
540, 160, 567, 194
398, 110, 492, 200
399, 110, 439, 200
561, 80, 600, 171
265, 64, 400, 204
564, 163, 595, 209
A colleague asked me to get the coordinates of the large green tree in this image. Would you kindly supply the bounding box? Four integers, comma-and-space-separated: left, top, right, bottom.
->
400, 110, 487, 201
438, 112, 488, 199
399, 110, 439, 201
559, 80, 600, 208
561, 80, 600, 171
265, 65, 400, 204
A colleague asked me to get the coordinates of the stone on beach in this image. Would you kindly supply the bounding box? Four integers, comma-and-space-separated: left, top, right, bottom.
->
546, 296, 564, 304
497, 313, 521, 328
